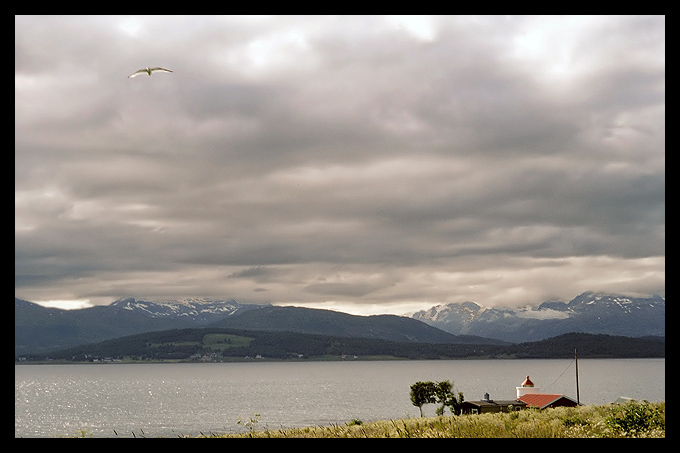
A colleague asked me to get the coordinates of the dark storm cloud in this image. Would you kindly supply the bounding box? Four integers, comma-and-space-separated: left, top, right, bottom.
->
15, 15, 664, 313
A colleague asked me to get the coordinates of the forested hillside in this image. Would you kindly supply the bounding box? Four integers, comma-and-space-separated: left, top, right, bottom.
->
18, 328, 665, 362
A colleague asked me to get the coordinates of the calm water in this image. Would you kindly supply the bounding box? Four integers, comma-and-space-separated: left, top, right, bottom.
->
15, 358, 664, 438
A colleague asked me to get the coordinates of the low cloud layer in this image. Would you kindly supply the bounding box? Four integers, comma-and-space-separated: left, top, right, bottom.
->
15, 16, 664, 313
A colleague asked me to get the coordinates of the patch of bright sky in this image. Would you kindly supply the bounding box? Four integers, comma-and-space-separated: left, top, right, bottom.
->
117, 16, 142, 37
510, 15, 601, 85
386, 15, 436, 41
294, 300, 432, 317
37, 300, 94, 310
223, 27, 315, 79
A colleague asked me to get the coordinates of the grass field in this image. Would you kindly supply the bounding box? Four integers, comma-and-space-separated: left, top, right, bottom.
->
147, 333, 254, 352
195, 400, 664, 438
202, 333, 254, 351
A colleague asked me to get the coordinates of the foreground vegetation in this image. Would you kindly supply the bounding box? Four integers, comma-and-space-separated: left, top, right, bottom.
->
195, 401, 664, 438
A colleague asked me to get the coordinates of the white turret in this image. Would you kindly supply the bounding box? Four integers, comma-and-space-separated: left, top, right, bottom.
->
516, 375, 541, 399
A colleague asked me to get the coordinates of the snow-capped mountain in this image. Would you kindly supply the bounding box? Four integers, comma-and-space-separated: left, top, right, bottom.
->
15, 297, 268, 355
411, 292, 665, 343
15, 291, 665, 356
109, 297, 265, 323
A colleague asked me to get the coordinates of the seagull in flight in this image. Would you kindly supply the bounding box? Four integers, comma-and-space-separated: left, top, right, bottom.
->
128, 67, 173, 78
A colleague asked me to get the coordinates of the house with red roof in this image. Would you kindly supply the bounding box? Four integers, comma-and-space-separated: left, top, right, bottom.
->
461, 375, 579, 414
515, 375, 578, 407
517, 393, 578, 409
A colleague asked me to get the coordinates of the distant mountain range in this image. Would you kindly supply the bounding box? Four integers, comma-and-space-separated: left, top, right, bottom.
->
15, 297, 260, 355
411, 292, 665, 343
14, 297, 501, 355
211, 305, 502, 345
15, 292, 665, 356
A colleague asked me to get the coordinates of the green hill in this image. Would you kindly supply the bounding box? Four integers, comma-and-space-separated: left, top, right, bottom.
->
504, 332, 666, 358
15, 298, 504, 356
211, 305, 502, 345
18, 328, 664, 362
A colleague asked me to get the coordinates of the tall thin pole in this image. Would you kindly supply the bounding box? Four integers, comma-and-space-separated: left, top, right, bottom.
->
575, 348, 580, 405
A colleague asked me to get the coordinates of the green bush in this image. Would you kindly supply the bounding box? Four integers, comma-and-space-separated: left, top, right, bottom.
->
605, 401, 664, 436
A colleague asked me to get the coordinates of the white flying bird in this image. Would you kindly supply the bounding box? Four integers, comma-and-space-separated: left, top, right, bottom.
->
128, 67, 173, 78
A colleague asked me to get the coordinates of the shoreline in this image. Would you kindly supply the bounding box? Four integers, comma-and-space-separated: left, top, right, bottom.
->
15, 354, 665, 365
41, 401, 664, 438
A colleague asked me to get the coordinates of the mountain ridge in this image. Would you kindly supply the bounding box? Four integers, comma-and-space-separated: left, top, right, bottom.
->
15, 291, 665, 355
14, 297, 265, 355
14, 297, 502, 355
210, 305, 502, 345
411, 292, 665, 343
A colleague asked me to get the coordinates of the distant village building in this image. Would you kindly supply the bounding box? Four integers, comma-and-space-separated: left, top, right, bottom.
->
462, 375, 579, 415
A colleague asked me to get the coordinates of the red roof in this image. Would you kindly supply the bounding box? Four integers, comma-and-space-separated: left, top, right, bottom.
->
517, 393, 578, 409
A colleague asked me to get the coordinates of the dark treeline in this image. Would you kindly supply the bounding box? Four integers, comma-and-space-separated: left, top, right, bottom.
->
505, 332, 666, 358
17, 327, 665, 362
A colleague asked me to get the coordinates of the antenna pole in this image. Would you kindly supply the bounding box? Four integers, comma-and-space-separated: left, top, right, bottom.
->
575, 348, 580, 405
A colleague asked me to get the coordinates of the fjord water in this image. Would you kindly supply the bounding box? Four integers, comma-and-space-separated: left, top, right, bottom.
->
15, 359, 664, 438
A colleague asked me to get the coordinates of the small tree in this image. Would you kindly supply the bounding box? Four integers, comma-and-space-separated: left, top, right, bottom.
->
410, 381, 437, 417
433, 380, 464, 416
410, 380, 465, 417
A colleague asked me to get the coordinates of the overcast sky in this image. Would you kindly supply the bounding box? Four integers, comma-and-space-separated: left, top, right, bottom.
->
15, 15, 664, 314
